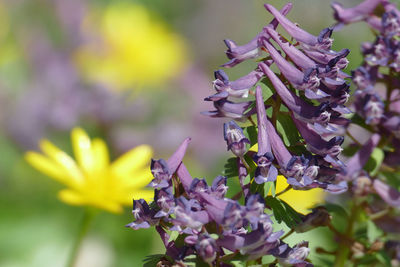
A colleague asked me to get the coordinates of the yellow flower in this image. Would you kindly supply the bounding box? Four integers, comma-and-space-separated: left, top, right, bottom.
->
249, 144, 325, 214
74, 2, 187, 91
272, 175, 324, 214
25, 128, 154, 213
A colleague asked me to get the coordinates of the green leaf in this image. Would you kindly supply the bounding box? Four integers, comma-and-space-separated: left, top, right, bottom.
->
264, 181, 276, 197
243, 126, 258, 146
223, 157, 238, 178
321, 202, 349, 234
367, 220, 384, 243
375, 251, 391, 266
364, 148, 384, 176
265, 196, 302, 228
259, 78, 274, 101
276, 113, 301, 147
221, 252, 248, 266
168, 230, 179, 243
381, 171, 400, 190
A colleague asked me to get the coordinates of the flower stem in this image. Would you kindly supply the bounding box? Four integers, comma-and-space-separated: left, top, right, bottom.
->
333, 200, 361, 267
66, 208, 96, 267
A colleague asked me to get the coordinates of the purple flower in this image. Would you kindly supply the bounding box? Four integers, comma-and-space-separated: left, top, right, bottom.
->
223, 121, 250, 157
264, 4, 333, 51
332, 0, 382, 25
206, 69, 263, 101
261, 41, 325, 99
148, 137, 191, 189
340, 134, 381, 180
195, 234, 218, 264
253, 85, 278, 183
126, 199, 159, 230
221, 3, 293, 68
278, 241, 312, 267
373, 179, 400, 207
201, 98, 254, 121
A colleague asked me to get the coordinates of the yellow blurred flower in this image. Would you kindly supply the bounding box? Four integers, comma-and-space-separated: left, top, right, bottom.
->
250, 144, 325, 214
74, 2, 187, 90
25, 128, 154, 213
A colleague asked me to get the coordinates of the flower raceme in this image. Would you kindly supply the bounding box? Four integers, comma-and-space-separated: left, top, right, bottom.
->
25, 127, 154, 213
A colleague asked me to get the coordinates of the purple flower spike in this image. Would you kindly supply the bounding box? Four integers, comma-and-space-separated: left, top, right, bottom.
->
342, 134, 381, 180
206, 69, 264, 101
221, 3, 293, 68
195, 234, 218, 264
224, 121, 250, 157
332, 0, 382, 25
373, 179, 400, 207
254, 85, 278, 183
201, 98, 254, 121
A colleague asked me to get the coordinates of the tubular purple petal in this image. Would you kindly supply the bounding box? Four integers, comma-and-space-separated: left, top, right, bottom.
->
167, 137, 191, 174
264, 4, 318, 46
332, 0, 382, 24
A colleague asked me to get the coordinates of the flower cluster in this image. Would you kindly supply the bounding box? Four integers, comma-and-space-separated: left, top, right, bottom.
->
333, 0, 400, 207
330, 0, 400, 265
126, 138, 312, 266
127, 1, 400, 266
203, 3, 350, 192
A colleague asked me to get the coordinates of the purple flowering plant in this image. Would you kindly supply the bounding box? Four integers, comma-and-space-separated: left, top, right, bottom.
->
128, 1, 400, 266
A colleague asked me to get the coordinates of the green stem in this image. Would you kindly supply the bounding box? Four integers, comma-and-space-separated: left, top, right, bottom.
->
333, 201, 360, 267
281, 229, 294, 240
66, 208, 96, 267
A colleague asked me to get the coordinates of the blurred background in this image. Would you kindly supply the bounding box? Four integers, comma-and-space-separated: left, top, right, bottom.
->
0, 0, 373, 266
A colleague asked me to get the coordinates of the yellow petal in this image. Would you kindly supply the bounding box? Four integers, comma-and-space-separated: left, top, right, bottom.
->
58, 189, 123, 214
129, 189, 154, 203
25, 152, 69, 185
111, 145, 152, 176
91, 138, 110, 172
274, 175, 325, 214
71, 128, 95, 174
39, 139, 83, 186
58, 189, 87, 206
117, 168, 153, 189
